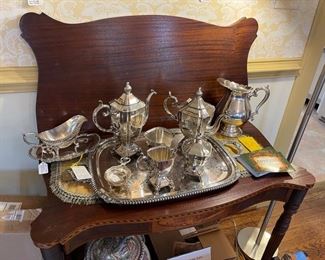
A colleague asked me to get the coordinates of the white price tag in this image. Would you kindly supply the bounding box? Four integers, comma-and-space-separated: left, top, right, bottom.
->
179, 227, 197, 237
168, 247, 211, 260
71, 166, 92, 180
38, 162, 49, 175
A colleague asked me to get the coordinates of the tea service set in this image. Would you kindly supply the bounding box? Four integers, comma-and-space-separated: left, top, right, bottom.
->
24, 79, 270, 195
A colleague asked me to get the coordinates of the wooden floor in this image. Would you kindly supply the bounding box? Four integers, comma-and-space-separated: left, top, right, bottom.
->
219, 181, 325, 259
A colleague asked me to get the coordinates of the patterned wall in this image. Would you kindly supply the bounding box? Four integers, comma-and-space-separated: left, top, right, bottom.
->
0, 0, 319, 67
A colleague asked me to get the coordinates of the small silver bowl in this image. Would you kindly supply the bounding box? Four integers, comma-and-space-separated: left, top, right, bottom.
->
144, 127, 174, 147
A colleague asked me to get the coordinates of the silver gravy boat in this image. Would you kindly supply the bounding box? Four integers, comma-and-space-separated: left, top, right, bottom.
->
217, 78, 270, 137
93, 82, 156, 157
23, 115, 88, 160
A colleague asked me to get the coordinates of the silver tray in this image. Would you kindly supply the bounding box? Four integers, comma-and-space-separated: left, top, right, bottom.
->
50, 159, 99, 205
29, 133, 100, 163
89, 130, 240, 205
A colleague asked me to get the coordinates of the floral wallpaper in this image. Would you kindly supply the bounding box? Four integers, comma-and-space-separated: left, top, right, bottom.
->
0, 0, 319, 67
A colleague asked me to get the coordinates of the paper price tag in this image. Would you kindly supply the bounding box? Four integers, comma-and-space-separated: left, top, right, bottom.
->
38, 162, 49, 175
168, 247, 211, 260
71, 166, 92, 180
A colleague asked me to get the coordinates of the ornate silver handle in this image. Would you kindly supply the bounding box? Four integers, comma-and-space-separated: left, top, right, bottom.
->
92, 100, 114, 133
163, 92, 179, 121
248, 86, 270, 120
23, 132, 40, 145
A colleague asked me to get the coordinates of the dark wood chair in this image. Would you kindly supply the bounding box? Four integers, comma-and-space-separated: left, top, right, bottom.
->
20, 13, 315, 260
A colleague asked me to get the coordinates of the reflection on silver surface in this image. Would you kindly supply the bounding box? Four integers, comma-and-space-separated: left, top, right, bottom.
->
163, 88, 225, 138
23, 115, 87, 147
85, 235, 150, 260
89, 129, 239, 205
23, 115, 88, 161
144, 127, 174, 147
182, 138, 212, 179
137, 146, 176, 194
217, 78, 270, 137
29, 133, 100, 163
92, 82, 156, 157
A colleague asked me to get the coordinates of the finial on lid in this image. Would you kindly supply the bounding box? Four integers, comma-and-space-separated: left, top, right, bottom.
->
196, 87, 203, 96
124, 82, 132, 93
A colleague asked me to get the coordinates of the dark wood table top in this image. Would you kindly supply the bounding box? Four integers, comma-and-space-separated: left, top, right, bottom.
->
30, 123, 315, 253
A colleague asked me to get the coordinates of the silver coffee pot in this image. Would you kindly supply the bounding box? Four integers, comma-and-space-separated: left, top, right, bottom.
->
93, 82, 156, 157
163, 88, 224, 139
217, 78, 270, 137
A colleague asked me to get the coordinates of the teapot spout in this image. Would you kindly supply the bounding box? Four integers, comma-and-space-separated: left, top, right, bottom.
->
206, 113, 227, 135
146, 89, 157, 106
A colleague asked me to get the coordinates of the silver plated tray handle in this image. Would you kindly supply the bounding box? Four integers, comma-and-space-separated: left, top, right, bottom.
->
248, 86, 270, 120
92, 100, 115, 133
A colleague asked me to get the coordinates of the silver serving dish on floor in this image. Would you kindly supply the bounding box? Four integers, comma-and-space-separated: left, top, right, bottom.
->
85, 235, 150, 260
23, 115, 88, 161
89, 129, 240, 205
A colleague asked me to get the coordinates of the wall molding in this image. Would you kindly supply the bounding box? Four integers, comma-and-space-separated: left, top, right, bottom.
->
0, 58, 301, 93
0, 66, 38, 93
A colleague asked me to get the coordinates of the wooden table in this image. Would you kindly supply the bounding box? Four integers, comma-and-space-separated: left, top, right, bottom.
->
31, 123, 315, 260
19, 13, 315, 259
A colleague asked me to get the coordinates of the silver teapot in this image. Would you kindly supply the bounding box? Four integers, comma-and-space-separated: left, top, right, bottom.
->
93, 82, 156, 157
163, 88, 225, 139
217, 78, 270, 137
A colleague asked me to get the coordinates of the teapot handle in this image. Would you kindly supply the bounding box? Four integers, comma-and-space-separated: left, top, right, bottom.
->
92, 100, 115, 133
163, 92, 179, 121
23, 132, 40, 145
248, 86, 270, 120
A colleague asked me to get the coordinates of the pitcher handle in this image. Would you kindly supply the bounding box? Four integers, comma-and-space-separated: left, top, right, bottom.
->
92, 100, 115, 133
23, 132, 40, 145
248, 86, 270, 120
136, 154, 153, 172
163, 92, 179, 121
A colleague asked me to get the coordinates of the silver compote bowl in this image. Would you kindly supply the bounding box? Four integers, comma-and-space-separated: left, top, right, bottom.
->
23, 115, 89, 161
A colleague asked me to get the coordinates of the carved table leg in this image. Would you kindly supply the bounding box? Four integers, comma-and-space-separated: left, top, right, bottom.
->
41, 245, 65, 260
262, 189, 307, 260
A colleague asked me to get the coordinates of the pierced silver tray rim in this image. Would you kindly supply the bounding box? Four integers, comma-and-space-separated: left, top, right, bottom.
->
89, 133, 241, 205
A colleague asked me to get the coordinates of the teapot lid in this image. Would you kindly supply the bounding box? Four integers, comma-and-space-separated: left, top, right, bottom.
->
179, 88, 215, 119
110, 82, 146, 112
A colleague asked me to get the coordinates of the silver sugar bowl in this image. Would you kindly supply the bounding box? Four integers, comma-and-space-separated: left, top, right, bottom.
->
181, 138, 212, 180
93, 82, 156, 157
164, 88, 225, 179
217, 78, 270, 137
163, 88, 225, 139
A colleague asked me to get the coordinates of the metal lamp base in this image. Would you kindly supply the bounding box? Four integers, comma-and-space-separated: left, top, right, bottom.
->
237, 227, 278, 260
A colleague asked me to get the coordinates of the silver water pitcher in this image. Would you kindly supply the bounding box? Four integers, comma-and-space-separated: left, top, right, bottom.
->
93, 82, 156, 157
217, 78, 270, 137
